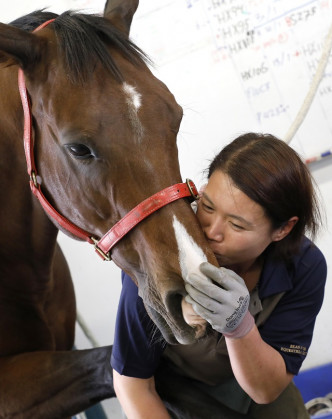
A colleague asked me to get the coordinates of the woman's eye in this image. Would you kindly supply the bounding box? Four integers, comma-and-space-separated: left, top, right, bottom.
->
202, 202, 213, 211
231, 222, 245, 230
66, 144, 94, 159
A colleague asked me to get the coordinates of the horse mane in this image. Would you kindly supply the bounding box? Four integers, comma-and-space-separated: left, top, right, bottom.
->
9, 10, 150, 84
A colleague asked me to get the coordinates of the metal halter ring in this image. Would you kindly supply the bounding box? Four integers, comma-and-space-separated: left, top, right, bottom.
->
186, 178, 199, 200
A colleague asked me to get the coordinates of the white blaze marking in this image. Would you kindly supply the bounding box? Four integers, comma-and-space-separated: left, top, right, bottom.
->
122, 82, 143, 140
123, 82, 141, 110
173, 216, 210, 337
172, 215, 208, 280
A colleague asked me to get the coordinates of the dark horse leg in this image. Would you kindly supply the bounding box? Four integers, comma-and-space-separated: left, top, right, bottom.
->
0, 347, 115, 419
0, 231, 115, 419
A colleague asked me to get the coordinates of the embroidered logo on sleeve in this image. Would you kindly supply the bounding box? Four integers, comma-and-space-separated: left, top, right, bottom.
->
280, 344, 307, 356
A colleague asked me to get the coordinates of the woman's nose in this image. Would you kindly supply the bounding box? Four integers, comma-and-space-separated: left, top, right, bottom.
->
204, 218, 224, 242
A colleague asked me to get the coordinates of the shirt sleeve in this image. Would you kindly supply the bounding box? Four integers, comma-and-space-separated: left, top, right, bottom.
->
259, 243, 327, 375
111, 271, 166, 378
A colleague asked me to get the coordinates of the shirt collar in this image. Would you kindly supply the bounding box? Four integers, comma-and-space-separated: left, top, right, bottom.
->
258, 250, 294, 299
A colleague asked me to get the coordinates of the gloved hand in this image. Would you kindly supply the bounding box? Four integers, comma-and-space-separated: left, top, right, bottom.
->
185, 262, 254, 338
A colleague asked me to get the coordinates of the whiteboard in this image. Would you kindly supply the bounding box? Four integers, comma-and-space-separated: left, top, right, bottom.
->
126, 0, 332, 182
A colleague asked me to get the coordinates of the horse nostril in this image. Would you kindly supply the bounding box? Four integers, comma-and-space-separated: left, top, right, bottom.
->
165, 292, 185, 324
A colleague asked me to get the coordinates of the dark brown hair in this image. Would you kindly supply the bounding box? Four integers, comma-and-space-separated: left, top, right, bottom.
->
208, 133, 322, 261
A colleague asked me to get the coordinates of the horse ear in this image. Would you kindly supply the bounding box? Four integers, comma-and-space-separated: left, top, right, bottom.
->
103, 0, 139, 35
0, 23, 45, 71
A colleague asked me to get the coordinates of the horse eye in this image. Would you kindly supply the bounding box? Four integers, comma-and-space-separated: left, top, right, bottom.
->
66, 144, 93, 159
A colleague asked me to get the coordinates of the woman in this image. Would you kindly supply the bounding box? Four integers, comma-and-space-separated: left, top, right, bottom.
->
111, 133, 327, 418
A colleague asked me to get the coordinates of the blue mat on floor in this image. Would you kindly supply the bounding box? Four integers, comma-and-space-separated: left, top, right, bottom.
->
294, 363, 332, 418
294, 363, 332, 403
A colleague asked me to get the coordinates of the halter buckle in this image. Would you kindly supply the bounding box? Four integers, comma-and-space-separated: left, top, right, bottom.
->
90, 237, 111, 261
30, 171, 39, 188
186, 178, 199, 200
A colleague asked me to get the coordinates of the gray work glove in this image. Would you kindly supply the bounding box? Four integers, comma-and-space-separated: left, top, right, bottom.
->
185, 262, 254, 338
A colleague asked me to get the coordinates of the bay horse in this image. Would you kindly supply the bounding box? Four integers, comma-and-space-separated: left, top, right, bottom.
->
0, 0, 216, 417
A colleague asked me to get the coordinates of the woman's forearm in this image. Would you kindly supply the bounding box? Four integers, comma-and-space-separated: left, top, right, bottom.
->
113, 370, 171, 419
226, 325, 294, 404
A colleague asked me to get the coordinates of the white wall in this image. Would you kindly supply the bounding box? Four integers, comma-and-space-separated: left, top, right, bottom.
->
3, 0, 332, 373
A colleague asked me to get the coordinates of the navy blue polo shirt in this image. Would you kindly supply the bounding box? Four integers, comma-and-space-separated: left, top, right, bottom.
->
111, 237, 326, 378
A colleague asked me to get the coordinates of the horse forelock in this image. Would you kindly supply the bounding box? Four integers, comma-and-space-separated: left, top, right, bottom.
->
10, 10, 150, 85
10, 9, 58, 31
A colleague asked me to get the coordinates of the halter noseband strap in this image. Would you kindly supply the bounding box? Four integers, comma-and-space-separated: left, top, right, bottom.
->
94, 180, 198, 260
18, 19, 199, 261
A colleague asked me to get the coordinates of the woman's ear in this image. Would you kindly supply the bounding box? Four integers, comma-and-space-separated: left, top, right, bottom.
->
272, 216, 299, 242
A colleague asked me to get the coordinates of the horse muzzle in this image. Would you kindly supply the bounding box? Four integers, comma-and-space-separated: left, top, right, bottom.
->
145, 290, 208, 345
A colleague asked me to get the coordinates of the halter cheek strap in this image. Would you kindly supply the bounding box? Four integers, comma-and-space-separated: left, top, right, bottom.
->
18, 19, 199, 261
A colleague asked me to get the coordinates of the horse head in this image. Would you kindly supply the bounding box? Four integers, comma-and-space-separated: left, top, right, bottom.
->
0, 0, 217, 345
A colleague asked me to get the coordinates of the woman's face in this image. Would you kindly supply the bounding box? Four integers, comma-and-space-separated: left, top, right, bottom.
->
197, 170, 278, 271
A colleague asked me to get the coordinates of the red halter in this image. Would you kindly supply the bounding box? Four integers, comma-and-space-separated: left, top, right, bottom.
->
17, 19, 198, 261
